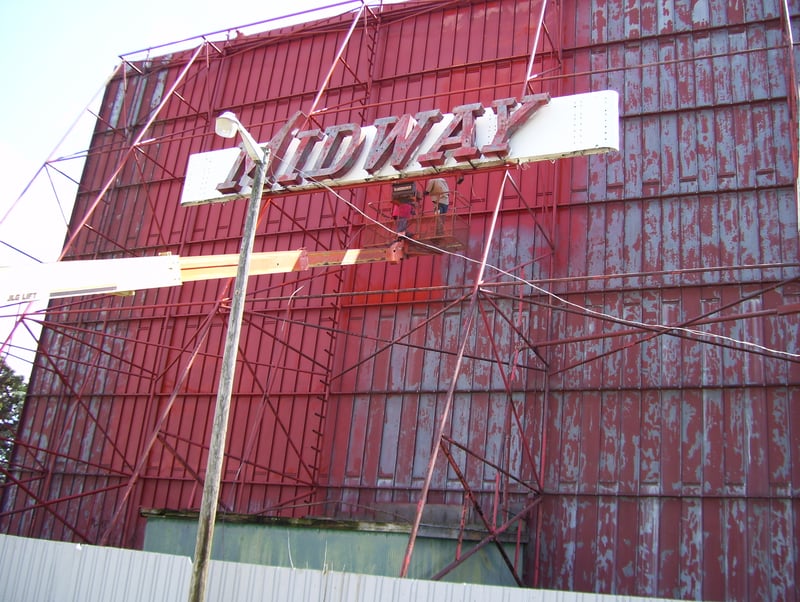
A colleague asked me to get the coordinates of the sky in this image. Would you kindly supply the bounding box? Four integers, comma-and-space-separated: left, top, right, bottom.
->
0, 0, 375, 376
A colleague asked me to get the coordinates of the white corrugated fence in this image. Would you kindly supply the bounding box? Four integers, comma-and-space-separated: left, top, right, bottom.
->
0, 534, 684, 602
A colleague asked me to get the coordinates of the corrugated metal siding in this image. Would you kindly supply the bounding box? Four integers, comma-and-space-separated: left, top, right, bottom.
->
0, 534, 190, 602
540, 2, 800, 598
2, 0, 799, 599
0, 533, 682, 602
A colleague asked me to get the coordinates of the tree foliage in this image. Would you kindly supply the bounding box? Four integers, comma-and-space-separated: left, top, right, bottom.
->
0, 358, 26, 480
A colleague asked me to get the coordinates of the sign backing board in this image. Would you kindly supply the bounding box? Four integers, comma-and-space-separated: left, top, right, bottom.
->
180, 90, 619, 206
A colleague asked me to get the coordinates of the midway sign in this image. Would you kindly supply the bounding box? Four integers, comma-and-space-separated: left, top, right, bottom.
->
0, 92, 619, 305
180, 90, 619, 206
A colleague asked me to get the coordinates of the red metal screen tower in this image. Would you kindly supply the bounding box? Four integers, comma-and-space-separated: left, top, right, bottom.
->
2, 1, 799, 599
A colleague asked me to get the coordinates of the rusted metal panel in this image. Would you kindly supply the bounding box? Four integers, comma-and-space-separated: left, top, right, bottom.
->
538, 495, 800, 598
543, 384, 800, 499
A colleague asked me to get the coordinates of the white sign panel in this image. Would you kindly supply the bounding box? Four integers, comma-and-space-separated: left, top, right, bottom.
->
180, 90, 619, 206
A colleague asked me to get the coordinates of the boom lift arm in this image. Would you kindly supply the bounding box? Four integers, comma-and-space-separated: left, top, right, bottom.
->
1, 242, 405, 305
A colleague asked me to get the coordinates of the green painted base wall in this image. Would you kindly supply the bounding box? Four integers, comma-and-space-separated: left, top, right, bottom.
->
143, 516, 522, 586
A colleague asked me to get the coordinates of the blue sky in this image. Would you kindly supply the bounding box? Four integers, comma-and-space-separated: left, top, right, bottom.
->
0, 0, 370, 375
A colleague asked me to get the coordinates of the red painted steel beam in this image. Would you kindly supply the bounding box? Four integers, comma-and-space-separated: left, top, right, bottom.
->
474, 300, 545, 491
160, 430, 316, 489
479, 291, 548, 367
0, 61, 128, 356
130, 151, 184, 246
779, 1, 800, 172
521, 0, 549, 98
268, 311, 548, 382
0, 476, 129, 524
430, 495, 544, 582
226, 293, 321, 500
400, 171, 512, 578
60, 43, 207, 261
487, 283, 800, 331
441, 435, 538, 494
479, 276, 800, 371
0, 467, 94, 543
247, 489, 320, 516
97, 304, 218, 545
547, 275, 800, 375
330, 292, 471, 382
4, 437, 131, 478
504, 168, 557, 250
438, 440, 524, 586
34, 319, 161, 379
480, 261, 800, 289
306, 4, 366, 122
23, 329, 144, 539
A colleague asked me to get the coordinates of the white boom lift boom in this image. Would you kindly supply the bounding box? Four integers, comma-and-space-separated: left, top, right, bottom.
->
1, 243, 405, 305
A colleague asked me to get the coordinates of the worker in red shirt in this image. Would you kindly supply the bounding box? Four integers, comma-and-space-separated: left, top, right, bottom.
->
392, 200, 414, 238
